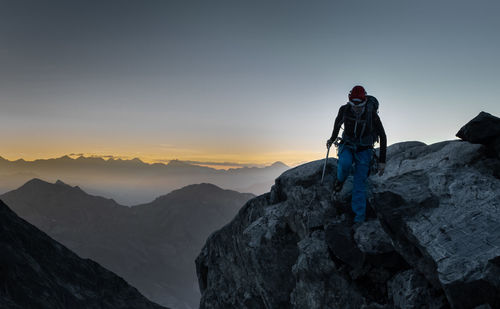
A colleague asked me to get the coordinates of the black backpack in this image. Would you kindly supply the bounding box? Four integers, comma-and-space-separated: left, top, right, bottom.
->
341, 95, 380, 147
365, 95, 380, 144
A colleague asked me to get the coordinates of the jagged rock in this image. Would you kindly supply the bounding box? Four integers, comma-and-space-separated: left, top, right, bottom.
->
388, 269, 445, 309
197, 159, 409, 308
456, 111, 500, 158
371, 140, 500, 308
196, 194, 301, 309
197, 113, 500, 309
290, 230, 365, 309
354, 220, 394, 255
326, 220, 364, 269
456, 111, 500, 145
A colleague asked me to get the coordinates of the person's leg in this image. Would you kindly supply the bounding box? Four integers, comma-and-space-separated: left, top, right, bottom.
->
351, 149, 372, 223
337, 146, 353, 183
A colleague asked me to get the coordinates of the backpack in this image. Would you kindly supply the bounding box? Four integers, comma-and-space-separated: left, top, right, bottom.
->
365, 95, 380, 144
341, 95, 380, 147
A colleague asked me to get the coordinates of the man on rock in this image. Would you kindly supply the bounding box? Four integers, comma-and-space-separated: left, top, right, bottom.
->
326, 85, 387, 224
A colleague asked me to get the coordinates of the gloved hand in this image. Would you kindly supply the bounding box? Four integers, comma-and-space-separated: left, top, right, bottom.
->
378, 163, 386, 176
326, 139, 333, 148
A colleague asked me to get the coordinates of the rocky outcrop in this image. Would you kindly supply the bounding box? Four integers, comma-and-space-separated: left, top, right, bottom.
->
371, 140, 499, 309
196, 112, 500, 308
456, 111, 500, 158
0, 200, 166, 309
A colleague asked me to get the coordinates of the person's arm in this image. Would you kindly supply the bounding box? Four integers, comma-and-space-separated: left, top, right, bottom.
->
328, 106, 345, 145
373, 113, 387, 163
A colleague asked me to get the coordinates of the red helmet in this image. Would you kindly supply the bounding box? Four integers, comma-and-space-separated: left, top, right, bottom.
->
349, 85, 367, 104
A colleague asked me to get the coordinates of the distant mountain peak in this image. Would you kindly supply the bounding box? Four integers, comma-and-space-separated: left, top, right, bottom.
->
75, 156, 106, 162
21, 178, 51, 187
150, 183, 254, 205
19, 178, 85, 195
167, 159, 191, 167
55, 180, 80, 190
131, 157, 144, 163
55, 179, 68, 186
271, 161, 288, 168
158, 183, 225, 199
184, 183, 223, 191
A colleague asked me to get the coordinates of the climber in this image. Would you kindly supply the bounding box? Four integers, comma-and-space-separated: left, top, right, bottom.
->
326, 85, 387, 224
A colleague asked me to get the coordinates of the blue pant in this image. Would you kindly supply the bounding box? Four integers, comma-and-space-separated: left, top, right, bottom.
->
337, 145, 372, 223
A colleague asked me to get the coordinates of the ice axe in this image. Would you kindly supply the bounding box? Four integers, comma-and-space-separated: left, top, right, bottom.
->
320, 144, 331, 184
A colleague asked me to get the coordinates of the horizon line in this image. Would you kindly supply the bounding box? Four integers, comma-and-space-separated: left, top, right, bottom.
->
0, 153, 290, 170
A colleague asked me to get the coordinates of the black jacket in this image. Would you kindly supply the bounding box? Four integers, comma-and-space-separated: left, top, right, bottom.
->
329, 100, 387, 163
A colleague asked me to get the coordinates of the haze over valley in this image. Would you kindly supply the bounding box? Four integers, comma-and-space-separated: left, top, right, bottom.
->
0, 155, 288, 205
1, 178, 254, 308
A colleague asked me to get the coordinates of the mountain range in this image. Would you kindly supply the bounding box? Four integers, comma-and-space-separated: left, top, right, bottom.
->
1, 179, 254, 309
0, 156, 287, 205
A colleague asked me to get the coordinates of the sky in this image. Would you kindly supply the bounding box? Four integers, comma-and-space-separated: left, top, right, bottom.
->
0, 0, 499, 167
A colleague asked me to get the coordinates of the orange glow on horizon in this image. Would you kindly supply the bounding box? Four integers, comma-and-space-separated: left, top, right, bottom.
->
0, 150, 325, 170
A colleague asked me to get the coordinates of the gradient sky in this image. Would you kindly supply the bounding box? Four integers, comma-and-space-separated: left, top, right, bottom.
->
1, 0, 499, 166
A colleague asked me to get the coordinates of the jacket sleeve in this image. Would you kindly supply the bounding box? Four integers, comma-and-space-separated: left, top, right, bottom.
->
329, 106, 344, 141
373, 113, 387, 163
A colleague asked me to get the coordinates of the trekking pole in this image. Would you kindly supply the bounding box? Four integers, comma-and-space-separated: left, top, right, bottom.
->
320, 145, 331, 184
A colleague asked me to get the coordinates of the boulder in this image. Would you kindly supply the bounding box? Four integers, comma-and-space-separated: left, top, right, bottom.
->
388, 269, 445, 309
456, 111, 500, 145
456, 111, 500, 158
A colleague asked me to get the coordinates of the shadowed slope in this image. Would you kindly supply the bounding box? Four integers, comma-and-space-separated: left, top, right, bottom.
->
0, 199, 166, 309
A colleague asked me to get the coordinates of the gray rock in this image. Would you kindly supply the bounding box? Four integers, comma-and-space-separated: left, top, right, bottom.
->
354, 220, 394, 255
371, 141, 500, 308
388, 269, 444, 309
326, 221, 364, 269
196, 194, 300, 309
456, 111, 500, 145
290, 231, 365, 309
197, 158, 411, 308
456, 111, 500, 158
197, 113, 500, 309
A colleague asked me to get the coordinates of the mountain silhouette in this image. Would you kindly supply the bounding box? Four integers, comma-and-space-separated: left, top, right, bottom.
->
1, 180, 254, 309
0, 199, 166, 309
0, 157, 287, 205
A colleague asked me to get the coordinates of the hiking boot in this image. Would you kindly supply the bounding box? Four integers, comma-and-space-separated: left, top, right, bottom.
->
333, 179, 344, 193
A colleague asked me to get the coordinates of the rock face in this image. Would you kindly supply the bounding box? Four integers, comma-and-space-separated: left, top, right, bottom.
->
456, 111, 500, 158
196, 113, 500, 309
0, 200, 166, 309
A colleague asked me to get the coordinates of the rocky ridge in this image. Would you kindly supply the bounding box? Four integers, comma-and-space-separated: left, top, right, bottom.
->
196, 112, 500, 309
